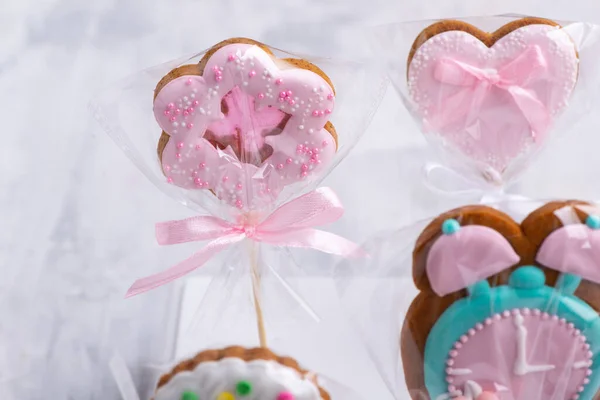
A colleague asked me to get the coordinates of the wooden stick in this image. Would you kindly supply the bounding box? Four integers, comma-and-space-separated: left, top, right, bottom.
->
249, 241, 268, 347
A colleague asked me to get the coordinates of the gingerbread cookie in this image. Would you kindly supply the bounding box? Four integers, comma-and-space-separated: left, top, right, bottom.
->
153, 346, 329, 400
153, 38, 337, 210
406, 18, 578, 180
403, 201, 600, 399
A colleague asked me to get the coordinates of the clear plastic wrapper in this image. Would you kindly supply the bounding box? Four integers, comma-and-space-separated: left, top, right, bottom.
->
90, 38, 385, 399
337, 199, 600, 400
374, 15, 600, 189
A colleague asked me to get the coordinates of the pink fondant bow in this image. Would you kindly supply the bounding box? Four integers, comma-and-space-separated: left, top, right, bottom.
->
126, 187, 364, 297
430, 45, 550, 141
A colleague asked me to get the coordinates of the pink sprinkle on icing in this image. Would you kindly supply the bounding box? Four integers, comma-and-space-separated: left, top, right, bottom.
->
215, 75, 222, 82
279, 91, 287, 98
235, 200, 243, 209
286, 90, 293, 97
286, 158, 293, 164
248, 70, 256, 78
275, 78, 283, 85
277, 163, 284, 169
324, 108, 332, 114
187, 123, 194, 129
257, 93, 265, 99
277, 392, 294, 400
174, 109, 181, 115
301, 164, 308, 172
183, 110, 189, 116
167, 177, 173, 183
227, 54, 236, 61
222, 176, 229, 182
327, 93, 334, 100
236, 183, 243, 190
193, 100, 199, 106
177, 142, 184, 149
167, 103, 175, 110
199, 162, 206, 169
312, 110, 320, 117
186, 78, 193, 85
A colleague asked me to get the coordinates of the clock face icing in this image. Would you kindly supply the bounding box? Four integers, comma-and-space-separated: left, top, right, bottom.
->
445, 308, 592, 400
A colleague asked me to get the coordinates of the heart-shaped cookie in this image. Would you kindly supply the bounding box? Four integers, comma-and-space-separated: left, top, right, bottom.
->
402, 200, 600, 400
407, 18, 579, 180
153, 38, 337, 210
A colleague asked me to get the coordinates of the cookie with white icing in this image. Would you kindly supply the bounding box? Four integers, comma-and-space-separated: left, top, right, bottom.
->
404, 201, 600, 399
154, 346, 329, 400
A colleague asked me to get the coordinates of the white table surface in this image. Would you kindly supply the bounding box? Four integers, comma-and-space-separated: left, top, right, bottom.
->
3, 0, 600, 399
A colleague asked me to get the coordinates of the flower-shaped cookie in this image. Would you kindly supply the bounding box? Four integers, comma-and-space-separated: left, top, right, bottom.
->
153, 38, 337, 210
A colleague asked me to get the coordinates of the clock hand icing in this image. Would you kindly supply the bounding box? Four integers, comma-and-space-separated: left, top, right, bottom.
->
513, 312, 555, 376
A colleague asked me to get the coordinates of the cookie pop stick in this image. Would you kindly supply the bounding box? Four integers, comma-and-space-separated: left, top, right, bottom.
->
249, 240, 268, 347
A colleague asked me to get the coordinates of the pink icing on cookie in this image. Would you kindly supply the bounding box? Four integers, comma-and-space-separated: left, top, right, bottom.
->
447, 309, 591, 399
153, 43, 336, 210
426, 225, 520, 296
536, 224, 600, 284
408, 24, 578, 177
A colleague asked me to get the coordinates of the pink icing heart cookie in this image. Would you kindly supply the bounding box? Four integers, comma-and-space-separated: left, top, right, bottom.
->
407, 18, 579, 180
154, 38, 337, 210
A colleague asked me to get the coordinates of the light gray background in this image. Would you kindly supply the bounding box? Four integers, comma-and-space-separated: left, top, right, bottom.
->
3, 0, 600, 399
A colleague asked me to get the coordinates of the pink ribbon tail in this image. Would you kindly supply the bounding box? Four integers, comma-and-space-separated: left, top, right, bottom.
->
125, 187, 364, 298
125, 233, 245, 297
258, 229, 367, 258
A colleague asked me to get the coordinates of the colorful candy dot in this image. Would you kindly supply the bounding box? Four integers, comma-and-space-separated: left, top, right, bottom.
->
236, 380, 252, 396
167, 103, 175, 109
228, 54, 236, 61
312, 110, 320, 117
193, 100, 199, 106
275, 78, 283, 85
180, 390, 199, 400
277, 392, 294, 400
441, 219, 460, 235
586, 215, 600, 229
257, 93, 265, 99
286, 158, 293, 164
185, 78, 193, 86
327, 93, 334, 100
217, 392, 235, 400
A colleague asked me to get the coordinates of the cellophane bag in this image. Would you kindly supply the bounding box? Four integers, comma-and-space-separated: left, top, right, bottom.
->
90, 38, 386, 399
373, 15, 600, 191
336, 198, 600, 400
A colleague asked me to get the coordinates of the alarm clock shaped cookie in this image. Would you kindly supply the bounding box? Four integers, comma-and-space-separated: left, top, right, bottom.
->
402, 200, 600, 400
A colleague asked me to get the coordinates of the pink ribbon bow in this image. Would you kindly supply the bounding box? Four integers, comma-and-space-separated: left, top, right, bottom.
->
430, 45, 550, 141
126, 187, 365, 297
